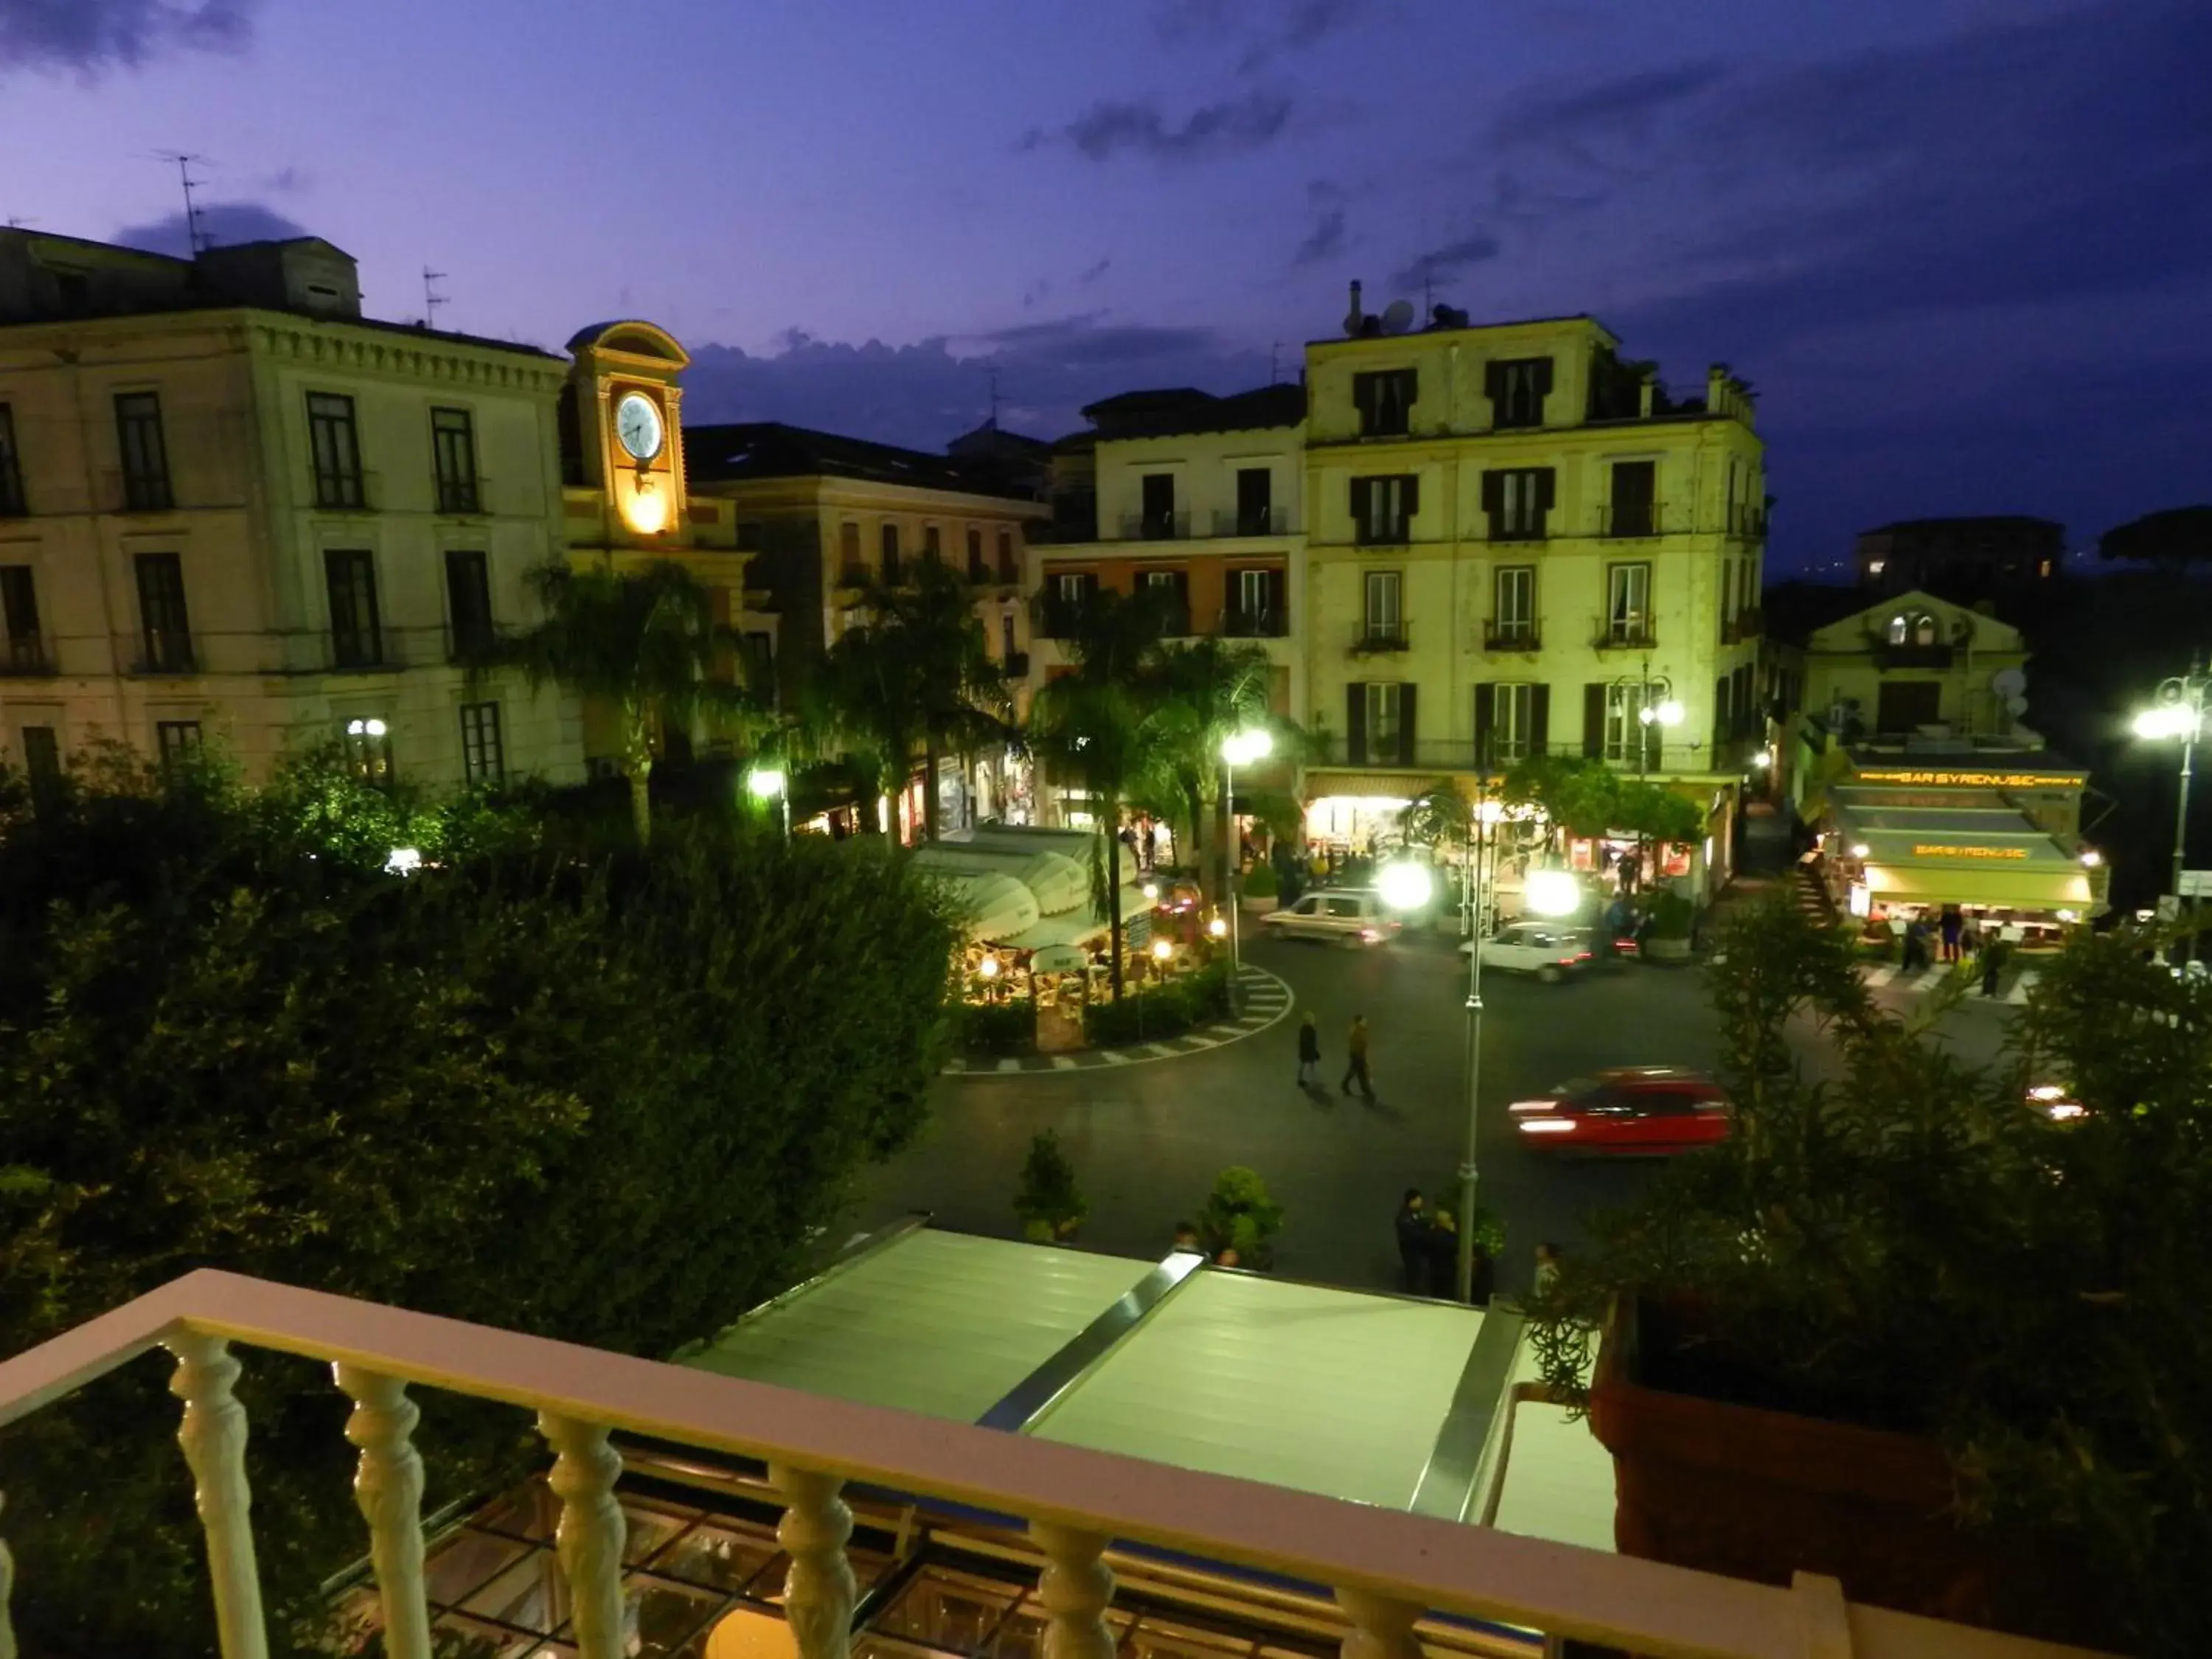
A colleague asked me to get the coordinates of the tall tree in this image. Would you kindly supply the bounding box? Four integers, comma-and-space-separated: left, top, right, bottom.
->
817, 561, 1009, 841
1142, 636, 1277, 903
2098, 505, 2212, 566
497, 560, 754, 845
1028, 584, 1175, 998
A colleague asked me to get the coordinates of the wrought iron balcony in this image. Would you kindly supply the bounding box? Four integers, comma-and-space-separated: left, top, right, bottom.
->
1117, 512, 1191, 542
1600, 502, 1662, 538
1594, 622, 1658, 652
1210, 507, 1292, 538
0, 634, 53, 676
1484, 623, 1540, 653
1222, 608, 1289, 639
1350, 621, 1410, 654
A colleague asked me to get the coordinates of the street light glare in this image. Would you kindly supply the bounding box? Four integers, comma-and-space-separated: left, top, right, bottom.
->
1150, 938, 1173, 962
2135, 706, 2192, 740
1220, 728, 1273, 766
1654, 698, 1686, 727
746, 767, 787, 799
1524, 867, 1581, 917
1377, 860, 1436, 911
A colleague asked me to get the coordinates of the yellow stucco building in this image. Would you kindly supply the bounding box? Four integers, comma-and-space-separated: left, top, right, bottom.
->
1300, 293, 1769, 891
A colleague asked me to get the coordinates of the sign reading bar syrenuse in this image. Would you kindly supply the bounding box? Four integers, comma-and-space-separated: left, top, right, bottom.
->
1910, 844, 2031, 860
1858, 768, 2086, 789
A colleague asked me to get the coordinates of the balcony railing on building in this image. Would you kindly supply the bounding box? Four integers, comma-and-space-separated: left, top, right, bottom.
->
1871, 638, 1955, 669
436, 474, 485, 515
1594, 619, 1658, 651
1118, 511, 1191, 541
107, 467, 175, 514
1350, 620, 1410, 654
326, 623, 396, 672
1599, 501, 1662, 538
1354, 519, 1413, 549
0, 1270, 2097, 1659
313, 469, 381, 514
1211, 507, 1292, 538
1731, 503, 1769, 540
446, 619, 505, 665
0, 633, 54, 676
1723, 605, 1764, 644
130, 627, 197, 675
1222, 607, 1288, 639
1158, 605, 1193, 639
1484, 622, 1539, 653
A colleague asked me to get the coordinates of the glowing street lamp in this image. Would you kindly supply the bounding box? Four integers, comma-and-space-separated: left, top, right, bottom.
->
2135, 669, 2212, 925
1217, 727, 1276, 1007
747, 765, 791, 837
1377, 859, 1437, 912
1150, 937, 1173, 963
1207, 916, 1228, 939
1523, 866, 1582, 918
978, 952, 1001, 980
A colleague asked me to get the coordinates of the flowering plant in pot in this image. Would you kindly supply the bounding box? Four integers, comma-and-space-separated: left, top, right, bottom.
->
1528, 897, 2212, 1655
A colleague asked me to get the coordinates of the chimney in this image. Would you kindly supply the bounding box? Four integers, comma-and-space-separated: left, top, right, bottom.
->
1343, 279, 1365, 338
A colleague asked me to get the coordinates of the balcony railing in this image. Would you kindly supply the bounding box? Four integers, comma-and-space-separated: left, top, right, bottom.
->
1724, 606, 1764, 645
1210, 507, 1292, 538
107, 467, 175, 514
1871, 639, 1955, 669
1354, 520, 1413, 548
436, 475, 484, 515
1731, 504, 1769, 540
131, 629, 197, 675
1118, 512, 1191, 541
1595, 622, 1658, 651
0, 1269, 2094, 1659
1222, 608, 1289, 639
0, 634, 53, 676
1599, 502, 1662, 538
325, 625, 395, 672
1484, 623, 1539, 653
1351, 621, 1409, 654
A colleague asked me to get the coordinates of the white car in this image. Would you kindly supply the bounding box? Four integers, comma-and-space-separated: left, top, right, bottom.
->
1462, 921, 1593, 984
1259, 888, 1399, 946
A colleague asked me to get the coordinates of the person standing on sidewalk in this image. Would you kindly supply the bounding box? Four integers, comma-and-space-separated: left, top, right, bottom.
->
1295, 1013, 1321, 1088
1341, 1014, 1376, 1100
1940, 905, 1964, 964
1983, 935, 2013, 998
1394, 1189, 1428, 1292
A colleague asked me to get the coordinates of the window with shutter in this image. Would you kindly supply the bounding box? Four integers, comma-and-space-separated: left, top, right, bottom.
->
1397, 683, 1418, 765
1608, 460, 1656, 537
1488, 469, 1552, 540
1473, 684, 1495, 768
1492, 683, 1534, 763
1714, 676, 1731, 754
1489, 358, 1552, 429
1492, 566, 1535, 646
1346, 683, 1368, 764
1530, 684, 1551, 757
1583, 683, 1606, 759
1353, 475, 1417, 544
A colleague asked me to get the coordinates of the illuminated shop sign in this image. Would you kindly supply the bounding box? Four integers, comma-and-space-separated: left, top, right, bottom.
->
1857, 769, 2085, 789
1910, 844, 2030, 860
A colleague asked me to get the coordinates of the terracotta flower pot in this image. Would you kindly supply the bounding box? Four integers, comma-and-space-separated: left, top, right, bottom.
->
1587, 1298, 2111, 1648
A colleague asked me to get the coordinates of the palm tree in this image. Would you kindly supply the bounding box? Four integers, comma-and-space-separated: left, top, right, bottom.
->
815, 561, 1009, 841
1028, 583, 1177, 998
498, 560, 756, 845
1142, 636, 1276, 904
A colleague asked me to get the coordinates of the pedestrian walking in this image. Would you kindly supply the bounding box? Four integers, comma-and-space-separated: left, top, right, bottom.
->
1142, 820, 1159, 872
1940, 905, 1963, 964
1394, 1189, 1428, 1292
1295, 1013, 1321, 1088
1982, 936, 2012, 998
1902, 918, 1929, 973
1341, 1014, 1377, 1100
1532, 1242, 1562, 1301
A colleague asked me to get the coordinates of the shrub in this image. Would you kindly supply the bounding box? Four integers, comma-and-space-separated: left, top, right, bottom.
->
1012, 1130, 1087, 1242
1082, 961, 1231, 1046
956, 998, 1037, 1055
1196, 1166, 1284, 1265
1647, 887, 1696, 939
0, 761, 957, 1657
1242, 861, 1278, 898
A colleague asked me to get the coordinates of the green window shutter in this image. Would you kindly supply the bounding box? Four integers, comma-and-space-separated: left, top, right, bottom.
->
1347, 683, 1367, 765
1583, 682, 1605, 759
1473, 684, 1494, 769
1531, 684, 1551, 756
1399, 683, 1419, 765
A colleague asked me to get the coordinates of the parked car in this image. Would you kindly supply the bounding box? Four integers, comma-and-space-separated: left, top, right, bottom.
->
1462, 921, 1595, 984
2026, 1082, 2087, 1122
1509, 1068, 1731, 1155
1257, 888, 1399, 947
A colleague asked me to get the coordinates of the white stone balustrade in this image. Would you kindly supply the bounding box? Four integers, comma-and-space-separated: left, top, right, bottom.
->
0, 1271, 2119, 1659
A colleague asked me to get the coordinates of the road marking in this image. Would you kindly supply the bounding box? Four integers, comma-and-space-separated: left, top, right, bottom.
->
945, 1057, 969, 1071
1239, 1014, 1270, 1026
1913, 965, 1950, 992
1864, 963, 1900, 987
1099, 1049, 1131, 1064
997, 1057, 1023, 1073
1051, 1057, 1079, 1070
1144, 1043, 1179, 1057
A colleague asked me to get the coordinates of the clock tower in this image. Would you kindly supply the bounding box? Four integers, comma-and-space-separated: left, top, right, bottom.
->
560, 319, 692, 543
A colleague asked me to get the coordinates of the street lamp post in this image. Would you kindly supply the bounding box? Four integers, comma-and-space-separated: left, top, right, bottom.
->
2134, 665, 2212, 925
1220, 728, 1273, 1010
1624, 662, 1685, 778
746, 765, 791, 838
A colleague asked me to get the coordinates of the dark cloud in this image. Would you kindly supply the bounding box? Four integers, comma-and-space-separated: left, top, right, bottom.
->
1294, 209, 1346, 266
111, 200, 310, 259
1150, 0, 1368, 74
1492, 60, 1731, 153
1077, 256, 1113, 286
1240, 0, 1368, 74
259, 165, 311, 194
681, 319, 1270, 452
1390, 232, 1500, 293
0, 0, 254, 73
1024, 91, 1294, 162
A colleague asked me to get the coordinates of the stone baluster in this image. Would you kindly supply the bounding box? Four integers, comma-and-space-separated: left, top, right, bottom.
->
1335, 1588, 1424, 1659
1030, 1523, 1116, 1659
538, 1413, 627, 1659
167, 1332, 269, 1659
769, 1461, 857, 1659
0, 1492, 17, 1659
334, 1366, 432, 1659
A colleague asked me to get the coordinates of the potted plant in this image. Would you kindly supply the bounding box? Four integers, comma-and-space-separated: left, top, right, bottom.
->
1012, 1130, 1087, 1244
1643, 887, 1697, 961
1240, 860, 1279, 915
1195, 1166, 1284, 1269
1529, 898, 2212, 1653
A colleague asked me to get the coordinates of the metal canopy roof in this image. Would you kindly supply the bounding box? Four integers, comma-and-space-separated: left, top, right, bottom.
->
684, 1225, 1596, 1540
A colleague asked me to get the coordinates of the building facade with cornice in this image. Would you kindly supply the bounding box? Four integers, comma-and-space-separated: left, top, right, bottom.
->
0, 228, 584, 790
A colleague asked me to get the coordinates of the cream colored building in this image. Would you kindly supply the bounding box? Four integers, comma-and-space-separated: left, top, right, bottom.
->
684, 422, 1042, 829
1791, 588, 2029, 745
1301, 295, 1768, 890
0, 228, 582, 790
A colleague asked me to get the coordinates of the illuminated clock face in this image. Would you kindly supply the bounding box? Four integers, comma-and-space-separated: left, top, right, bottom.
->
613, 392, 664, 462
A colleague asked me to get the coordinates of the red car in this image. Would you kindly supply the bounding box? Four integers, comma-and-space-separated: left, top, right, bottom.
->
1509, 1068, 1732, 1155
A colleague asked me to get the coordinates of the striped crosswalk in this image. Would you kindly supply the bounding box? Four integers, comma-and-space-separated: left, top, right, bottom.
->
1857, 960, 2039, 1006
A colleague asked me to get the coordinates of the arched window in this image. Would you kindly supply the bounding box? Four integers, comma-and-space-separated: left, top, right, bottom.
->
1913, 613, 1938, 646
1888, 613, 1910, 645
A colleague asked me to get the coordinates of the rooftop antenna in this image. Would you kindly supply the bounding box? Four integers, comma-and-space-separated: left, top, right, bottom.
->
422, 266, 449, 330
987, 366, 1002, 428
4, 218, 32, 230
1270, 341, 1281, 384
156, 152, 209, 253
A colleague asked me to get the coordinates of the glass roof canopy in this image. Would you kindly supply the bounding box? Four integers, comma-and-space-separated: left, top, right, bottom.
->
682, 1222, 1610, 1545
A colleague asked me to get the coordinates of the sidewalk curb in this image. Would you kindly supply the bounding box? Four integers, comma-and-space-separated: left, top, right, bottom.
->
942, 966, 1293, 1077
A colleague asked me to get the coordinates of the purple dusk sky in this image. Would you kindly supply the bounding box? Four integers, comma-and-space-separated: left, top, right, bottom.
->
2, 0, 2206, 574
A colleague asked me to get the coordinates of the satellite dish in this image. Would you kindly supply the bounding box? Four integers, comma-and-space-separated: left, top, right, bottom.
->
1381, 299, 1415, 334
2006, 695, 2030, 717
1990, 667, 2027, 698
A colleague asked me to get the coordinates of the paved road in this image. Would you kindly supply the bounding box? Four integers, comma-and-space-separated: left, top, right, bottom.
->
862, 923, 2045, 1301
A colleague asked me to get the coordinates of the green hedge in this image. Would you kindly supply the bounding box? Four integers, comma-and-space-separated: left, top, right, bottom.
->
1083, 961, 1232, 1046
957, 998, 1037, 1055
